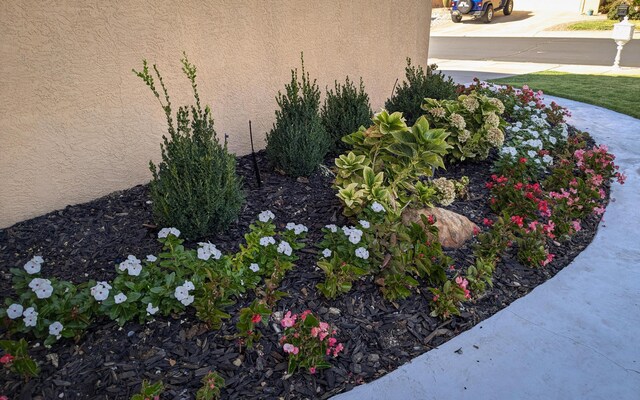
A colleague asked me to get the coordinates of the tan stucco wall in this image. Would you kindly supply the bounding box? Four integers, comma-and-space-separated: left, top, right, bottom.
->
0, 0, 432, 228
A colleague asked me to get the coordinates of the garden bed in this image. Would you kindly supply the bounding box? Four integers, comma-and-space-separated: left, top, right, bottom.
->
0, 144, 606, 399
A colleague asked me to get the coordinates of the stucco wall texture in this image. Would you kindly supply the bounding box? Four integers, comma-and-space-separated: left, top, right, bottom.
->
0, 0, 432, 228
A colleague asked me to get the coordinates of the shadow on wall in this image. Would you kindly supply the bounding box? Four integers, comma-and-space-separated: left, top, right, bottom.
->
455, 10, 534, 24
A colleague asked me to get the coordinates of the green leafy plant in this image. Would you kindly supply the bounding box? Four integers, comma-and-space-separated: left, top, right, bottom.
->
279, 310, 343, 375
133, 54, 244, 240
465, 258, 496, 296
236, 300, 272, 349
337, 111, 453, 216
196, 371, 225, 400
321, 76, 373, 153
0, 257, 96, 345
422, 91, 507, 161
429, 276, 471, 320
385, 59, 458, 126
131, 379, 163, 400
0, 339, 39, 380
266, 53, 330, 177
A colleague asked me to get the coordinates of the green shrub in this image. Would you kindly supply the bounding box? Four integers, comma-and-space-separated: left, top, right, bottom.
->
385, 59, 458, 126
266, 55, 330, 177
321, 77, 372, 153
603, 0, 640, 20
133, 55, 244, 239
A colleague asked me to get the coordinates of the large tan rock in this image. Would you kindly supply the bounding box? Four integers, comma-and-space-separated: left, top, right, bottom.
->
402, 207, 478, 249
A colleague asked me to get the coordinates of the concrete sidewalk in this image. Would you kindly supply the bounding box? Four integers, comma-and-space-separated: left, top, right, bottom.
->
331, 97, 640, 400
428, 58, 640, 85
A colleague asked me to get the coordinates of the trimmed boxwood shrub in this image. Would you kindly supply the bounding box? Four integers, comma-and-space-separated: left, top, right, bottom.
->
266, 55, 330, 177
321, 77, 373, 153
134, 55, 244, 239
385, 58, 458, 126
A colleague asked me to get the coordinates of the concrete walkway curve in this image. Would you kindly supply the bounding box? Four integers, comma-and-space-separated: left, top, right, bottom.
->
332, 97, 640, 400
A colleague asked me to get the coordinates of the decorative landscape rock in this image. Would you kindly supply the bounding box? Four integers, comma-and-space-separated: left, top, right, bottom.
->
402, 207, 479, 249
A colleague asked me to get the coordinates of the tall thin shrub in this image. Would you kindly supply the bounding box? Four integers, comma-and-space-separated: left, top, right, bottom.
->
321, 77, 373, 153
133, 54, 244, 239
385, 58, 458, 126
266, 54, 330, 177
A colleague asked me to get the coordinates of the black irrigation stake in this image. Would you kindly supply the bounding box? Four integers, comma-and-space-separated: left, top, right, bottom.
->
390, 78, 399, 99
249, 120, 262, 188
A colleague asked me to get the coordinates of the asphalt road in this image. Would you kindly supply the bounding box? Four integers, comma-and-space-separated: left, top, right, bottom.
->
429, 37, 640, 67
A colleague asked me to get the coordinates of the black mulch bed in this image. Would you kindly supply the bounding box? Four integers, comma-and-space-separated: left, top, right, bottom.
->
0, 147, 606, 399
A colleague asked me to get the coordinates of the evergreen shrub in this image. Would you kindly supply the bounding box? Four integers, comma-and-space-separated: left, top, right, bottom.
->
133, 55, 244, 239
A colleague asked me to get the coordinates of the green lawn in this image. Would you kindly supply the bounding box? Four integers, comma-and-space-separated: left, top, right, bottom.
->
489, 71, 640, 119
566, 19, 640, 30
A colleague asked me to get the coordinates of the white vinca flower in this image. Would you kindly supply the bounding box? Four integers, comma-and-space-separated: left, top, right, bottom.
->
90, 281, 111, 302
23, 307, 38, 327
258, 210, 275, 223
355, 247, 369, 260
543, 155, 553, 165
277, 241, 293, 256
322, 248, 332, 258
146, 255, 157, 262
285, 222, 308, 235
527, 150, 537, 158
174, 286, 189, 301
180, 295, 194, 306
158, 227, 181, 239
371, 202, 385, 213
24, 256, 44, 274
49, 321, 63, 338
197, 242, 222, 261
359, 220, 370, 229
249, 263, 260, 272
7, 304, 24, 319
259, 236, 276, 246
325, 224, 338, 233
114, 292, 127, 304
119, 255, 142, 276
501, 146, 517, 157
146, 303, 159, 316
29, 278, 54, 299
183, 281, 195, 291
549, 136, 557, 145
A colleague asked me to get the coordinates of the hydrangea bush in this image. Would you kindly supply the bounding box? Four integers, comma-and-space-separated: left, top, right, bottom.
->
422, 91, 506, 161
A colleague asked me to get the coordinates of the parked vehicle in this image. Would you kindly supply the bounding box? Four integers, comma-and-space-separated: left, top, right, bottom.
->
451, 0, 513, 23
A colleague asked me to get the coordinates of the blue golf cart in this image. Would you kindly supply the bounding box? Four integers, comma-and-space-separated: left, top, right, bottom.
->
451, 0, 513, 23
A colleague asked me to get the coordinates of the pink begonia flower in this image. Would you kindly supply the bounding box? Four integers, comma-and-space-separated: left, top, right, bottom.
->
593, 206, 605, 216
328, 337, 337, 347
0, 354, 15, 364
310, 327, 320, 338
541, 253, 555, 266
300, 310, 312, 321
571, 220, 582, 232
309, 366, 317, 374
280, 311, 297, 328
333, 343, 344, 357
251, 314, 262, 324
0, 396, 8, 400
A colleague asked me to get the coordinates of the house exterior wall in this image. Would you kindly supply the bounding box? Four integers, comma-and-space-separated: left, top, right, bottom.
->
0, 0, 432, 228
